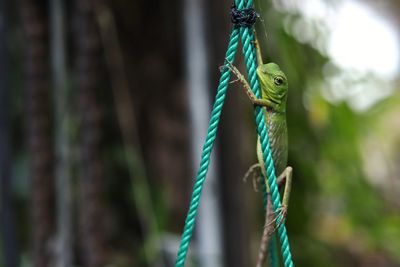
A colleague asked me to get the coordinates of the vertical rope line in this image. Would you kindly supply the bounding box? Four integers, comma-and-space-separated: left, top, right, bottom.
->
269, 235, 279, 267
175, 28, 240, 267
175, 1, 294, 266
248, 10, 279, 267
252, 29, 279, 267
238, 0, 294, 266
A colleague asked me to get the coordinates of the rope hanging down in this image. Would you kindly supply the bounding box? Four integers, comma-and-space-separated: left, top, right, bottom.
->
238, 7, 294, 267
175, 0, 294, 266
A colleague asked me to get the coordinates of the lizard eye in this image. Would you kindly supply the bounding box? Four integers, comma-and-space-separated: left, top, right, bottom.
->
274, 76, 284, 86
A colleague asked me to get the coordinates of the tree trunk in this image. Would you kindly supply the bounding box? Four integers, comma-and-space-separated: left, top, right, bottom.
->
74, 1, 109, 266
0, 0, 19, 266
20, 0, 55, 266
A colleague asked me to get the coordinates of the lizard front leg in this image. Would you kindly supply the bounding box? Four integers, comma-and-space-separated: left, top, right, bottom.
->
223, 60, 280, 110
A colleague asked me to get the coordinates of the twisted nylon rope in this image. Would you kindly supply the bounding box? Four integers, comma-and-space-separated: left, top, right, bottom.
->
175, 0, 294, 266
249, 23, 279, 267
175, 28, 240, 267
238, 1, 294, 265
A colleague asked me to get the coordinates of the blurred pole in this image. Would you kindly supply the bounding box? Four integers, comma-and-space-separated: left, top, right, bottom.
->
183, 0, 223, 266
20, 0, 55, 266
74, 0, 109, 266
49, 0, 72, 266
0, 0, 19, 266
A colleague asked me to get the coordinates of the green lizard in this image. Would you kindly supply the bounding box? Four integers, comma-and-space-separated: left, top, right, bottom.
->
225, 35, 292, 267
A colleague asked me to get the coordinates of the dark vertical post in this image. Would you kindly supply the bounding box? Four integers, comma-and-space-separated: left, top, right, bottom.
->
20, 0, 55, 266
0, 0, 19, 266
74, 1, 109, 266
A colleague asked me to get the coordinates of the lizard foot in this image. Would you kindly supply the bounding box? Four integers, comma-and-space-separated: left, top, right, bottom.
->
243, 163, 262, 192
266, 205, 287, 234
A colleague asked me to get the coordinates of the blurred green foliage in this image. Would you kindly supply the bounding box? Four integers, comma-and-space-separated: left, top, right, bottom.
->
2, 0, 399, 266
253, 1, 400, 266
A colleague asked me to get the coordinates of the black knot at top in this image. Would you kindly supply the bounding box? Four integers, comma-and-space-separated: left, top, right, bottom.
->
230, 4, 259, 28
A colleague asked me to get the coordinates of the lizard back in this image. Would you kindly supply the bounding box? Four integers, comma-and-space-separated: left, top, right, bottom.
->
257, 108, 288, 177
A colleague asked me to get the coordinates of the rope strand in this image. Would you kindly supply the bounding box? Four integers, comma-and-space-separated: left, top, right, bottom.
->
175, 1, 294, 266
239, 6, 294, 265
175, 28, 240, 267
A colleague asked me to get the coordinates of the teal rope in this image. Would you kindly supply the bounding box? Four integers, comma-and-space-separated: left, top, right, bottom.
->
175, 28, 240, 267
175, 0, 294, 266
238, 0, 294, 266
261, 178, 268, 211
269, 234, 279, 267
252, 17, 279, 267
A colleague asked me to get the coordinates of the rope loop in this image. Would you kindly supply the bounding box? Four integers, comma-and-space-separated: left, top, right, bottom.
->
230, 4, 259, 28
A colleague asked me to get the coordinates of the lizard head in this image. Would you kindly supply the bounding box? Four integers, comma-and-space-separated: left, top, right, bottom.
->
256, 63, 288, 111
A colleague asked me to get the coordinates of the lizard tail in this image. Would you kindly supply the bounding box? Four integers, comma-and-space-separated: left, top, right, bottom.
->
256, 193, 274, 267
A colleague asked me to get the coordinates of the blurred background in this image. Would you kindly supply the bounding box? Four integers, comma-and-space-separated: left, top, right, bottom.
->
0, 0, 400, 266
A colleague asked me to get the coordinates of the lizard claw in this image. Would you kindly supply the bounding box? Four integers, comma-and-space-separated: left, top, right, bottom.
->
265, 205, 287, 233
219, 60, 239, 86
219, 58, 234, 73
219, 65, 227, 73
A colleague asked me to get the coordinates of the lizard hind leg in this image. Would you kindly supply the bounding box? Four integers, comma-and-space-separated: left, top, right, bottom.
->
255, 167, 292, 267
243, 163, 263, 192
267, 166, 293, 231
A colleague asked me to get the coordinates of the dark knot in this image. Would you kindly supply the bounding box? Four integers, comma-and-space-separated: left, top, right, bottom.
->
230, 4, 259, 28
